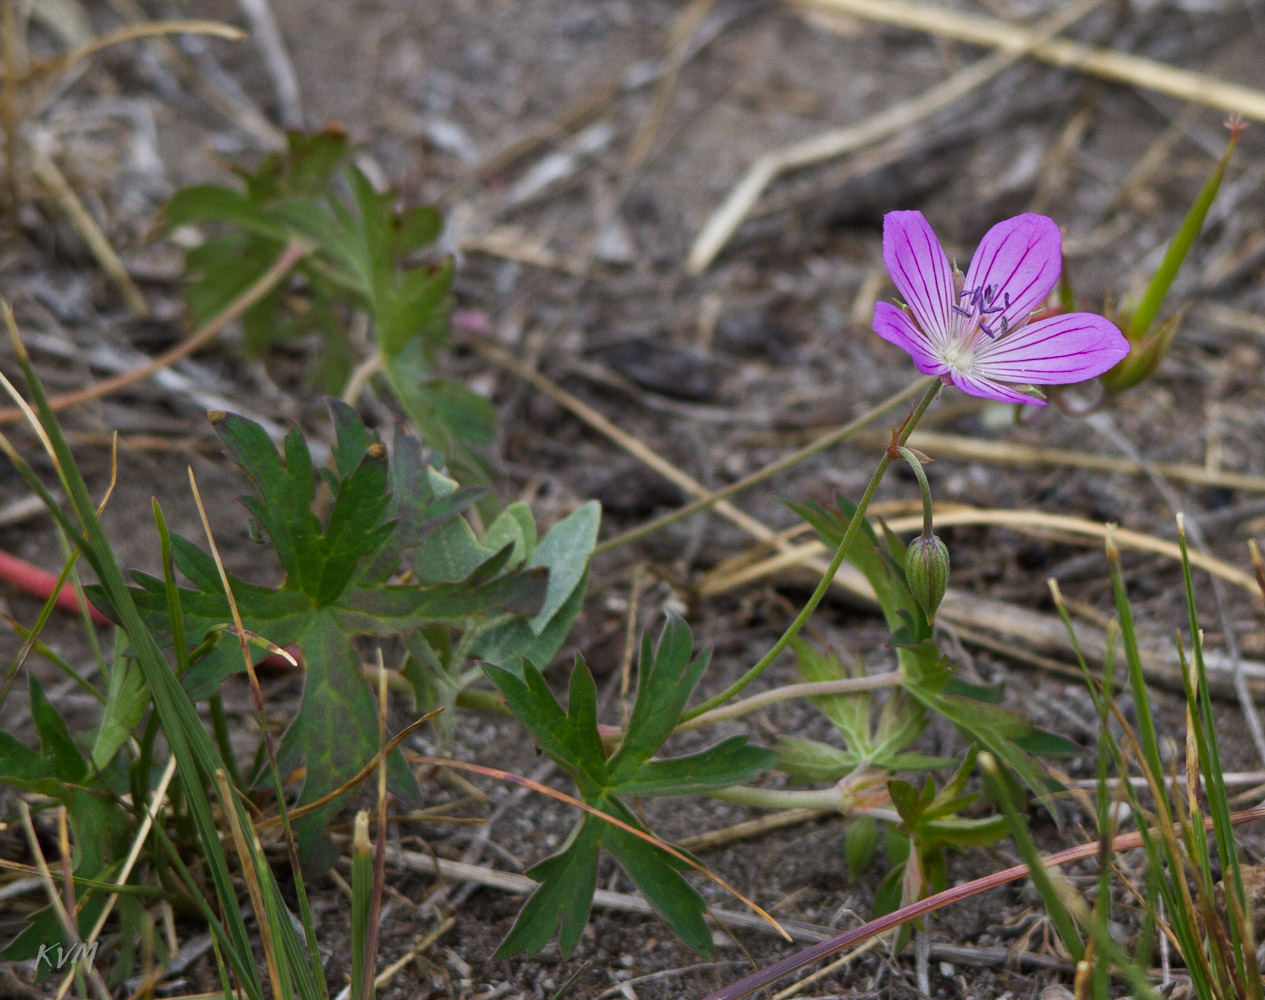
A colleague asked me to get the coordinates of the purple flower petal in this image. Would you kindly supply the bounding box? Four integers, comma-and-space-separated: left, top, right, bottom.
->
949, 371, 1048, 406
882, 211, 954, 345
873, 301, 949, 376
962, 214, 1061, 334
974, 313, 1129, 384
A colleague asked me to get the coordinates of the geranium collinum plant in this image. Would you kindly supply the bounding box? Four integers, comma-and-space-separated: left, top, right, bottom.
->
874, 211, 1129, 404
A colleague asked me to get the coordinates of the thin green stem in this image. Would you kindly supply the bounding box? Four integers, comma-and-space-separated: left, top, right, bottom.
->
708, 783, 901, 820
592, 378, 930, 556
673, 672, 901, 734
681, 379, 942, 722
897, 446, 934, 537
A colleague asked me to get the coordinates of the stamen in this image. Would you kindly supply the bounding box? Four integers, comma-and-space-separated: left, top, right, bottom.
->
957, 286, 1013, 336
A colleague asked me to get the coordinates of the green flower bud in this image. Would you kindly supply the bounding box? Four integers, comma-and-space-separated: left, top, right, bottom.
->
904, 533, 950, 623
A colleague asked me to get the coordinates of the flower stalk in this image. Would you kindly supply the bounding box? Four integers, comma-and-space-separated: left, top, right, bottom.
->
897, 446, 950, 623
681, 378, 942, 722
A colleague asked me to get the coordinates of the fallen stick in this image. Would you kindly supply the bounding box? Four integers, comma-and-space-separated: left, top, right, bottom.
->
795, 0, 1265, 122
480, 346, 1263, 700
686, 0, 1103, 273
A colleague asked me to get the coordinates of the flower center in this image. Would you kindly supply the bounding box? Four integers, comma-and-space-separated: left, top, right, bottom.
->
952, 284, 1011, 339
939, 337, 974, 373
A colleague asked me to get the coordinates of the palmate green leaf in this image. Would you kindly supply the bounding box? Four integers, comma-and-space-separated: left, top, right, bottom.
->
211, 412, 318, 584
396, 204, 443, 255
599, 796, 712, 957
27, 672, 85, 780
163, 184, 292, 241
608, 614, 705, 775
485, 655, 608, 796
614, 736, 771, 796
788, 637, 871, 752
274, 614, 419, 870
427, 378, 497, 446
472, 567, 589, 673
775, 736, 860, 782
184, 234, 286, 329
102, 404, 548, 869
485, 615, 774, 957
252, 129, 353, 199
166, 130, 482, 474
361, 433, 486, 582
527, 500, 600, 634
493, 816, 602, 960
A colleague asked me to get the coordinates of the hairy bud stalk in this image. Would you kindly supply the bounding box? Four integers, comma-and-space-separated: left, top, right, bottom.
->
897, 447, 950, 622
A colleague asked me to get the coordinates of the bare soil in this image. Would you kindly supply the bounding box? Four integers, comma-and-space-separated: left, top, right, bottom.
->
5, 1, 1265, 997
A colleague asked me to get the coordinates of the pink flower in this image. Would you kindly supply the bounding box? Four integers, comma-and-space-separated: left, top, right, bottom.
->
873, 211, 1129, 405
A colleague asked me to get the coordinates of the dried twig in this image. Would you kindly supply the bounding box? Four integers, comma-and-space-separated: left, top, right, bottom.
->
373, 846, 831, 944
867, 429, 1265, 495
686, 0, 1104, 273
0, 239, 309, 425
796, 0, 1265, 122
695, 508, 1257, 597
485, 352, 1265, 699
234, 0, 303, 128
27, 142, 149, 316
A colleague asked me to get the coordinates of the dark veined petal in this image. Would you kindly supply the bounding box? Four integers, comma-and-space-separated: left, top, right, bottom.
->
873, 301, 950, 376
882, 211, 954, 345
973, 312, 1129, 384
963, 214, 1061, 334
949, 371, 1048, 406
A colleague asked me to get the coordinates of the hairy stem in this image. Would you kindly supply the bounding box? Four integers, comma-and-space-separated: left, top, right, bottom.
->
674, 672, 901, 734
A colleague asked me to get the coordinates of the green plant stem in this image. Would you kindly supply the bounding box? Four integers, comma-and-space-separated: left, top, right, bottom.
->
681, 379, 942, 723
673, 672, 902, 734
897, 446, 934, 537
592, 378, 930, 556
709, 783, 898, 818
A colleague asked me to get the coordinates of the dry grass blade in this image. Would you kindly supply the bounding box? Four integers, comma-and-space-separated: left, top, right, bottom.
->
254, 712, 441, 830
233, 0, 302, 127
887, 510, 1256, 594
477, 340, 927, 558
0, 239, 310, 426
30, 20, 244, 83
795, 0, 1265, 122
696, 509, 1256, 597
16, 803, 113, 1000
686, 0, 1103, 272
403, 750, 792, 941
482, 348, 1265, 699
377, 848, 828, 943
886, 429, 1265, 495
474, 340, 772, 541
675, 808, 833, 853
27, 142, 148, 316
371, 915, 456, 991
51, 755, 179, 1000
213, 770, 283, 999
